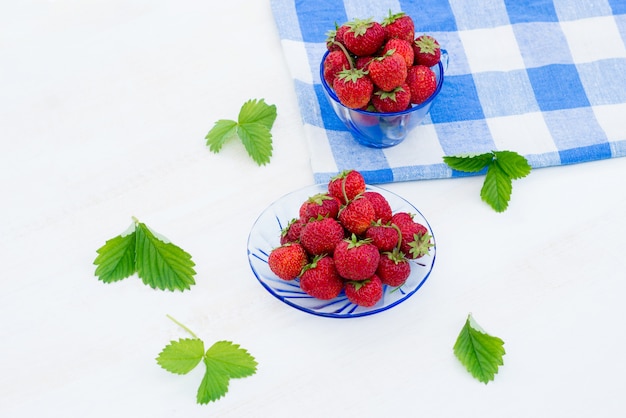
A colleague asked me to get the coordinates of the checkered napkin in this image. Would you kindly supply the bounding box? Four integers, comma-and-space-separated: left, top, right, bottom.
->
271, 0, 626, 184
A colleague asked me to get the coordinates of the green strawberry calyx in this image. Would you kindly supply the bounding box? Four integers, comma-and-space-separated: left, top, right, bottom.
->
382, 10, 407, 26
344, 233, 373, 249
346, 18, 375, 37
374, 85, 407, 102
336, 68, 367, 84
414, 36, 439, 55
408, 231, 434, 258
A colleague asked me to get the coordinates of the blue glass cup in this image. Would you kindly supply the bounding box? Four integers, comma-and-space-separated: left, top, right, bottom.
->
320, 50, 448, 148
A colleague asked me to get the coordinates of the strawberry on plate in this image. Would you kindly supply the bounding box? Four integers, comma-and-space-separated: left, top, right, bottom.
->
268, 243, 308, 281
333, 234, 380, 281
377, 248, 411, 287
338, 195, 377, 236
333, 68, 374, 109
342, 18, 386, 56
299, 255, 344, 300
299, 193, 341, 221
328, 169, 366, 204
299, 216, 345, 256
345, 274, 384, 307
365, 220, 399, 252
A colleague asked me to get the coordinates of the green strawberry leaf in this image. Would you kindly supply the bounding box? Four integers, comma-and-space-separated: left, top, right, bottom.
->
205, 119, 238, 153
493, 150, 532, 179
204, 341, 258, 379
134, 221, 196, 291
480, 161, 513, 213
442, 153, 493, 173
205, 99, 276, 166
94, 228, 137, 283
453, 314, 505, 384
156, 338, 205, 375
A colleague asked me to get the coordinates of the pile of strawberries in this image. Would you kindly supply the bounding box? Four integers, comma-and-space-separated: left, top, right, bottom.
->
267, 169, 433, 307
323, 11, 442, 112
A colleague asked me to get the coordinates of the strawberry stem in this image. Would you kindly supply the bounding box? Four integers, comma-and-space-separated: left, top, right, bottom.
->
332, 41, 355, 70
166, 314, 199, 339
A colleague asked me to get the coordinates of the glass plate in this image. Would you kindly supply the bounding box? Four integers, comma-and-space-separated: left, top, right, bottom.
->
247, 184, 436, 318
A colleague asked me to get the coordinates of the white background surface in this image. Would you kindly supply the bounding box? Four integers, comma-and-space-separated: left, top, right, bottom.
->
2, 1, 625, 417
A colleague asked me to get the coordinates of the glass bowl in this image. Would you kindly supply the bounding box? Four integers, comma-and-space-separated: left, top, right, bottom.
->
247, 184, 436, 318
320, 50, 448, 148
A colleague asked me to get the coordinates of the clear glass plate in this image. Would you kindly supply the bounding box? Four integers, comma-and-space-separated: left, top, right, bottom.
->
247, 184, 436, 318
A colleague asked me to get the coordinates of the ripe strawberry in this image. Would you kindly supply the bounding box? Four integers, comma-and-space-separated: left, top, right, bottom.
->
381, 11, 415, 43
371, 84, 411, 113
394, 215, 433, 259
326, 24, 349, 51
280, 218, 305, 245
355, 55, 374, 71
338, 195, 376, 235
406, 65, 437, 105
383, 38, 414, 68
268, 243, 308, 281
343, 18, 386, 56
413, 35, 441, 67
377, 248, 411, 287
323, 50, 351, 87
328, 169, 366, 204
364, 220, 399, 252
333, 234, 380, 281
345, 275, 384, 307
299, 193, 341, 221
333, 68, 374, 109
299, 216, 345, 256
368, 51, 407, 92
299, 255, 344, 300
363, 191, 393, 223
391, 211, 414, 227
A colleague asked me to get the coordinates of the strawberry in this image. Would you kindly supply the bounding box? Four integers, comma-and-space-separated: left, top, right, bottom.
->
342, 18, 386, 56
345, 275, 383, 307
299, 255, 344, 300
299, 193, 341, 221
280, 218, 305, 244
368, 50, 407, 92
333, 68, 374, 109
377, 248, 411, 287
323, 50, 351, 87
326, 24, 349, 52
268, 243, 308, 281
328, 169, 366, 204
364, 220, 399, 252
338, 195, 376, 236
363, 191, 393, 223
406, 65, 437, 105
393, 214, 433, 259
371, 83, 411, 113
333, 234, 380, 281
355, 55, 374, 71
383, 38, 414, 68
381, 11, 415, 43
299, 216, 345, 256
413, 35, 441, 67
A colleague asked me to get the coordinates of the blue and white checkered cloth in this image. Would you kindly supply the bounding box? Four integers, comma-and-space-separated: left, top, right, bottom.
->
271, 0, 626, 184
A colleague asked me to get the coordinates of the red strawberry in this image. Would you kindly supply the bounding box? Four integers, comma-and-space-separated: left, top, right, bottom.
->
355, 55, 374, 71
323, 50, 351, 87
364, 220, 399, 252
413, 35, 441, 67
368, 50, 407, 92
299, 216, 345, 256
371, 83, 411, 113
326, 24, 349, 51
406, 65, 437, 105
299, 193, 341, 221
268, 243, 308, 281
333, 234, 380, 281
381, 11, 415, 43
345, 275, 384, 307
383, 38, 414, 68
391, 211, 414, 227
299, 255, 344, 300
280, 218, 305, 245
328, 169, 366, 204
338, 195, 376, 236
333, 68, 374, 109
394, 216, 433, 259
363, 191, 393, 223
377, 248, 411, 287
343, 18, 386, 56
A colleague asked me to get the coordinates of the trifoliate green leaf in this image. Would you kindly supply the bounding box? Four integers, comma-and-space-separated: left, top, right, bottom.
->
156, 338, 205, 375
453, 314, 505, 384
134, 221, 196, 291
205, 98, 276, 166
481, 161, 513, 213
94, 229, 136, 283
206, 119, 238, 153
443, 150, 531, 212
157, 317, 258, 405
204, 341, 258, 379
493, 150, 532, 179
93, 218, 196, 291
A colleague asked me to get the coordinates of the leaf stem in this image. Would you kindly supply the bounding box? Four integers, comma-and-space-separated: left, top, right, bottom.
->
166, 314, 199, 339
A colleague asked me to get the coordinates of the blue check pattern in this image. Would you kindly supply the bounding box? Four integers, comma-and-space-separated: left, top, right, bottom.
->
271, 0, 626, 184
